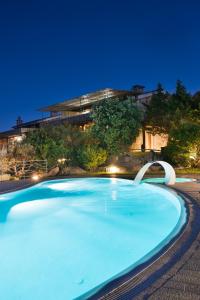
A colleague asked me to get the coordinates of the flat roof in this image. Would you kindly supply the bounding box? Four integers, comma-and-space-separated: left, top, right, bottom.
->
39, 88, 134, 112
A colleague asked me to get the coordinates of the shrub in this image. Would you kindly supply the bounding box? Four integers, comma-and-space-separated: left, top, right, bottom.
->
162, 143, 191, 167
77, 145, 107, 171
162, 122, 200, 167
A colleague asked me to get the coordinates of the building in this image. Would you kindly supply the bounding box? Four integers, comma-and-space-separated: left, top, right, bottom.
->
0, 85, 168, 153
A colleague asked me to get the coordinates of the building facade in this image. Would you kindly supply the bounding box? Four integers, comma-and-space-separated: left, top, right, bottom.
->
0, 85, 168, 153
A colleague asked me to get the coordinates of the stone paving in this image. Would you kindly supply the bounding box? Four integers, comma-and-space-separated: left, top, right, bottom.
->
135, 179, 200, 300
0, 178, 32, 194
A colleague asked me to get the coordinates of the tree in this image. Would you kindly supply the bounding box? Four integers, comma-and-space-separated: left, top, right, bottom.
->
2, 142, 36, 177
189, 92, 200, 124
145, 81, 200, 168
145, 83, 170, 134
146, 81, 198, 135
169, 80, 192, 112
91, 97, 142, 155
167, 80, 194, 130
25, 125, 72, 167
11, 143, 35, 161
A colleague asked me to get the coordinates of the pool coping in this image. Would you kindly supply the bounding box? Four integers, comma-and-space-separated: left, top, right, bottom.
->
87, 185, 200, 300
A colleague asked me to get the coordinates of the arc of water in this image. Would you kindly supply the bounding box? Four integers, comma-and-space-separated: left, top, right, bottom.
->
134, 161, 176, 185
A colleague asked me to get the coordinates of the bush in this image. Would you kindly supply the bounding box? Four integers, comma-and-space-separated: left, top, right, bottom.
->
25, 125, 80, 168
162, 143, 192, 167
162, 122, 200, 167
77, 145, 107, 171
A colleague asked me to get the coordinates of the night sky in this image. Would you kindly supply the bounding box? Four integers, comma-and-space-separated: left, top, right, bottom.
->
0, 0, 200, 131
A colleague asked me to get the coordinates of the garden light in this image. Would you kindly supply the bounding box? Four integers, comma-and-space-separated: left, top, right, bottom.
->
106, 165, 120, 174
32, 174, 39, 181
57, 158, 67, 164
15, 136, 23, 142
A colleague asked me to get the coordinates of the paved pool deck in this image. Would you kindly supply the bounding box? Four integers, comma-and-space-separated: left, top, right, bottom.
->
0, 175, 200, 299
0, 179, 32, 194
135, 179, 200, 300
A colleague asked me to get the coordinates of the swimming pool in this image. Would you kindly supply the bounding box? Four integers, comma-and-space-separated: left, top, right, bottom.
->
142, 177, 195, 184
0, 178, 186, 299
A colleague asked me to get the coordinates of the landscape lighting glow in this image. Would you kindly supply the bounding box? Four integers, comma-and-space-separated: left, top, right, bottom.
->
15, 136, 23, 142
32, 174, 39, 181
57, 158, 67, 163
107, 165, 120, 173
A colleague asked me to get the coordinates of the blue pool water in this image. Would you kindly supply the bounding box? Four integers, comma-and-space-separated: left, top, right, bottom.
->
0, 178, 186, 299
142, 177, 195, 184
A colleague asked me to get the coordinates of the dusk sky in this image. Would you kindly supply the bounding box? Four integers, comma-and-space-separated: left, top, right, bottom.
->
0, 0, 200, 131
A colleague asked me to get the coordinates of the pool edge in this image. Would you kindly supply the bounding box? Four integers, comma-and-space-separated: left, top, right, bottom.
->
87, 186, 200, 300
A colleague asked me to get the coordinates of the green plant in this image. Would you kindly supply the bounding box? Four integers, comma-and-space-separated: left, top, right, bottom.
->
162, 143, 191, 167
77, 145, 107, 171
25, 125, 73, 167
91, 97, 142, 155
162, 122, 200, 167
146, 81, 199, 135
145, 83, 170, 134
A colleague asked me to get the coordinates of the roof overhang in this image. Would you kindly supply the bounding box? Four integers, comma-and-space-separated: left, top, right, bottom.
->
39, 88, 133, 112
